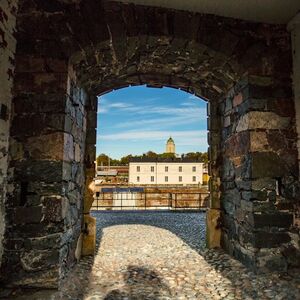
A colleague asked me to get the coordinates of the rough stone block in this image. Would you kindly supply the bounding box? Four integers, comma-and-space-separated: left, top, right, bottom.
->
250, 131, 269, 152
256, 248, 288, 273
251, 152, 287, 178
232, 243, 256, 270
13, 93, 67, 114
233, 92, 243, 107
252, 177, 277, 191
236, 111, 290, 132
10, 267, 60, 289
248, 213, 293, 228
63, 133, 74, 161
241, 190, 268, 201
42, 196, 68, 223
24, 233, 62, 250
253, 231, 291, 248
26, 133, 64, 160
11, 113, 66, 137
224, 131, 250, 157
267, 98, 295, 117
14, 160, 63, 183
206, 208, 221, 248
82, 214, 96, 256
20, 249, 59, 271
13, 206, 42, 224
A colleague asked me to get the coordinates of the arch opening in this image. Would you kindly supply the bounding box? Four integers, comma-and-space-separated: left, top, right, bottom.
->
93, 84, 209, 209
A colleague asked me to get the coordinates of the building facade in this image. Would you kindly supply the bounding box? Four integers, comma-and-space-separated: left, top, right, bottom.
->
129, 158, 203, 185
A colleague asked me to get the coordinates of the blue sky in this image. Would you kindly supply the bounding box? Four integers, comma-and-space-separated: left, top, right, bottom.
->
97, 85, 208, 159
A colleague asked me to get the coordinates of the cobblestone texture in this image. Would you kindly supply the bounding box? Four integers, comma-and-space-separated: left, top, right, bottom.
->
4, 211, 300, 300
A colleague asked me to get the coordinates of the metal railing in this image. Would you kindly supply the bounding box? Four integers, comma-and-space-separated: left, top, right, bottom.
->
91, 191, 209, 211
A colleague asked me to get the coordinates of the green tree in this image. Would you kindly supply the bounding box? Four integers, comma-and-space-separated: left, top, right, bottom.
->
158, 152, 176, 159
120, 154, 132, 165
96, 153, 110, 166
200, 152, 208, 164
146, 151, 158, 158
185, 151, 208, 163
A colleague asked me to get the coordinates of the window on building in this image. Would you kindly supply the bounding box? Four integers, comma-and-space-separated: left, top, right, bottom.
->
192, 166, 196, 172
137, 176, 140, 182
151, 166, 154, 172
165, 176, 168, 182
193, 176, 196, 182
96, 192, 100, 197
179, 176, 182, 182
137, 166, 140, 172
151, 176, 154, 182
179, 166, 182, 172
165, 166, 168, 172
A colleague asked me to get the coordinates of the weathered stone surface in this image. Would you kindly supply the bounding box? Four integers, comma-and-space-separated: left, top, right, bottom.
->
233, 92, 243, 107
236, 111, 290, 132
247, 213, 293, 228
10, 268, 59, 289
220, 71, 298, 275
42, 196, 68, 223
14, 160, 63, 182
251, 152, 287, 178
0, 0, 17, 271
206, 209, 221, 248
224, 131, 249, 157
24, 233, 62, 250
250, 131, 269, 152
253, 231, 291, 248
13, 206, 42, 224
82, 214, 96, 256
20, 249, 59, 271
26, 133, 64, 160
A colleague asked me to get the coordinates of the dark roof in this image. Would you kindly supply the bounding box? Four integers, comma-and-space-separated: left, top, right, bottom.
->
129, 157, 202, 163
167, 137, 174, 143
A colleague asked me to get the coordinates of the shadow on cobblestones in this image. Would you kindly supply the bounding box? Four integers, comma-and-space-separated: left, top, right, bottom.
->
5, 211, 300, 299
92, 210, 206, 254
104, 265, 172, 300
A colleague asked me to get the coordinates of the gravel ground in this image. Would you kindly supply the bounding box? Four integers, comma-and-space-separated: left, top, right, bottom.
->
5, 211, 300, 300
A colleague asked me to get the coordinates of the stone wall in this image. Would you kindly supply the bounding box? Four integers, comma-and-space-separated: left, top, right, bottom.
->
288, 14, 300, 179
0, 0, 299, 288
0, 0, 18, 269
220, 74, 300, 272
0, 50, 88, 288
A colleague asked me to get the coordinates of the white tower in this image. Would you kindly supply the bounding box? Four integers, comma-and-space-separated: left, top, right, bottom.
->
166, 137, 175, 154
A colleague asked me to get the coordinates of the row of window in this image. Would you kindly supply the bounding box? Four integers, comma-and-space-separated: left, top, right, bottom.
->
136, 166, 197, 172
136, 176, 197, 182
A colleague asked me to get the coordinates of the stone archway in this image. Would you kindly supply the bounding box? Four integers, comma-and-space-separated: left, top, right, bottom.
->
0, 0, 299, 288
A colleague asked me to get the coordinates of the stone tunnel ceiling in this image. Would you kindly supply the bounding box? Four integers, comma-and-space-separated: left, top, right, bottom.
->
63, 1, 292, 100
117, 0, 300, 24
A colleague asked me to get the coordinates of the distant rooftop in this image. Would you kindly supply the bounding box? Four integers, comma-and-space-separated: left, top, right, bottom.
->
129, 157, 203, 163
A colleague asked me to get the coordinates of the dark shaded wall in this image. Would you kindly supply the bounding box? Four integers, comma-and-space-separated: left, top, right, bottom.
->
0, 0, 18, 270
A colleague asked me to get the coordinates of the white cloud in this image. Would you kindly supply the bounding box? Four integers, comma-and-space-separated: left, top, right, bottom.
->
97, 94, 207, 131
112, 104, 207, 128
98, 130, 208, 147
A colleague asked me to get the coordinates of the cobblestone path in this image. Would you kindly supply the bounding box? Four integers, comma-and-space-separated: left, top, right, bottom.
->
6, 211, 300, 300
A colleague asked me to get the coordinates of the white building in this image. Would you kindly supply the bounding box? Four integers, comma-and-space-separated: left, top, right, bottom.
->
129, 158, 203, 185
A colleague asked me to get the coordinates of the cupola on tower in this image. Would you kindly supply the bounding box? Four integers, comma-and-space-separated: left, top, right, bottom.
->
166, 137, 175, 154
